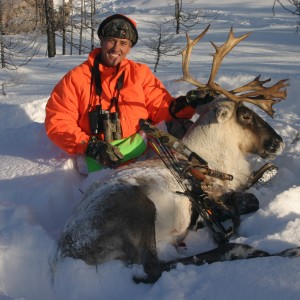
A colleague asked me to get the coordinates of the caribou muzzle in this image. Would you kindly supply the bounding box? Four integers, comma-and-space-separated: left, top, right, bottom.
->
260, 136, 285, 159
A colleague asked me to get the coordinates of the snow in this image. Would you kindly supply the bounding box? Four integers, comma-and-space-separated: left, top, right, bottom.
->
0, 0, 300, 299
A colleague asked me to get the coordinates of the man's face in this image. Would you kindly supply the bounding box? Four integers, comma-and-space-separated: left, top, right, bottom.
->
100, 37, 132, 67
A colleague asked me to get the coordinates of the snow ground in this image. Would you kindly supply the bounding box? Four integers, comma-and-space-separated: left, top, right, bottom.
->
0, 0, 300, 299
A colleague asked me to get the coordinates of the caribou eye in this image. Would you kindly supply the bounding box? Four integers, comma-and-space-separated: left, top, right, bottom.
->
237, 107, 253, 124
242, 112, 252, 120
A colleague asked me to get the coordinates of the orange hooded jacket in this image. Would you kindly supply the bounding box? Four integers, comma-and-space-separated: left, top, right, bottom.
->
45, 48, 195, 155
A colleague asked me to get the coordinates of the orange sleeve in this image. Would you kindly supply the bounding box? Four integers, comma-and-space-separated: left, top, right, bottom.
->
45, 70, 90, 155
141, 66, 195, 123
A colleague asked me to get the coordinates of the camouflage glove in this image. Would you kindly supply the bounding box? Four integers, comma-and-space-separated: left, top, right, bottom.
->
185, 90, 216, 108
169, 91, 216, 118
86, 136, 124, 167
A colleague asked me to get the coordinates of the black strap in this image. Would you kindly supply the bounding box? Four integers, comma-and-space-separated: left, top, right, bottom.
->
91, 55, 125, 113
114, 70, 125, 113
92, 54, 103, 96
116, 71, 125, 91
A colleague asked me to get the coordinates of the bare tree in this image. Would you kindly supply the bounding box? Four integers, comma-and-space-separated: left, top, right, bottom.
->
62, 0, 67, 55
0, 0, 42, 95
70, 3, 75, 54
172, 0, 216, 34
140, 20, 180, 72
0, 0, 4, 69
1, 71, 25, 96
45, 0, 98, 55
45, 0, 56, 57
35, 0, 46, 29
47, 0, 118, 55
0, 33, 42, 70
273, 0, 300, 33
78, 0, 84, 54
1, 0, 118, 60
59, 0, 101, 54
0, 0, 43, 69
90, 0, 96, 50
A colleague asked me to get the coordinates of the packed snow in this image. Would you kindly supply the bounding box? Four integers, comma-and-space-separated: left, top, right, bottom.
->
0, 0, 300, 299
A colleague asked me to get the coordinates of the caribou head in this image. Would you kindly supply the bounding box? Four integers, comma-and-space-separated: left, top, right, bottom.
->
177, 26, 287, 190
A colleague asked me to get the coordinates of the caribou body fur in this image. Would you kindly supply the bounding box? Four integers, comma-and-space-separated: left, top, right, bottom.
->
58, 98, 284, 283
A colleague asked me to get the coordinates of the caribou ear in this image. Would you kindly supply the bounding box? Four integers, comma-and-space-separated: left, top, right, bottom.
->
215, 101, 235, 123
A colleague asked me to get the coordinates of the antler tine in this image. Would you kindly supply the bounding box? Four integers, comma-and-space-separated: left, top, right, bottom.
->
178, 24, 210, 89
208, 28, 252, 86
231, 76, 288, 99
177, 26, 288, 117
231, 76, 271, 94
230, 77, 289, 117
205, 28, 288, 117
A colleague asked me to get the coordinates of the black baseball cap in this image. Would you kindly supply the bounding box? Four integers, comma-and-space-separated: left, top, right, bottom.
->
98, 14, 138, 46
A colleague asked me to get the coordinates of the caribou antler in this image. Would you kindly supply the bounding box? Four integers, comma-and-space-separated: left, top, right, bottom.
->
179, 25, 289, 117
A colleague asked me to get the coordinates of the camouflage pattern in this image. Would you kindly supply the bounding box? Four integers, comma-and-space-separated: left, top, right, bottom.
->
100, 18, 137, 45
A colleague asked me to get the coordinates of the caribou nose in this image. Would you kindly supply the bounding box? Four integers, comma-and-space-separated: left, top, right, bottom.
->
273, 136, 285, 153
264, 136, 285, 158
276, 138, 285, 154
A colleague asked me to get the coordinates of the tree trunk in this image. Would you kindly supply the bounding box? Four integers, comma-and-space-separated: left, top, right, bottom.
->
91, 0, 96, 50
0, 0, 5, 68
175, 0, 180, 34
79, 0, 84, 54
0, 35, 5, 69
62, 0, 66, 55
45, 0, 56, 57
70, 6, 74, 55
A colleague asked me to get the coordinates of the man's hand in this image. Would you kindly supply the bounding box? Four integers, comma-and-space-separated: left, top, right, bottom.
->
86, 136, 124, 167
169, 90, 217, 118
186, 90, 216, 108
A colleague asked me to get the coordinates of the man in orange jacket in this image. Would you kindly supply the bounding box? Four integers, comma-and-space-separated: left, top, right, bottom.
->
45, 14, 208, 173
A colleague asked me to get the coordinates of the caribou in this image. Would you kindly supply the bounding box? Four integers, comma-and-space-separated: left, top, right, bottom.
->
57, 26, 288, 283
